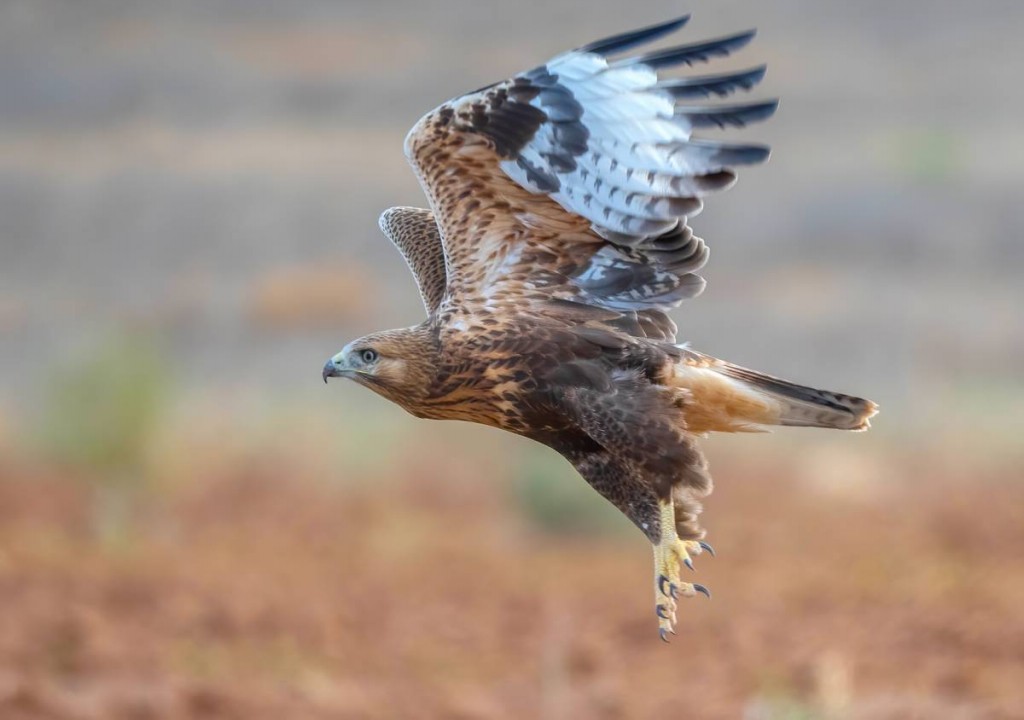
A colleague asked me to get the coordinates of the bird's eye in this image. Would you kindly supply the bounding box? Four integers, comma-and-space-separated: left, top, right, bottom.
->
360, 348, 378, 364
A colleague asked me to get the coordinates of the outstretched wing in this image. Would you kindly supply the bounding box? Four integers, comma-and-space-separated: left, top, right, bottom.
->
404, 16, 775, 338
378, 207, 446, 314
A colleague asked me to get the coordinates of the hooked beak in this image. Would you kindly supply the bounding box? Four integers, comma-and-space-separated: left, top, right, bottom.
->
322, 355, 347, 384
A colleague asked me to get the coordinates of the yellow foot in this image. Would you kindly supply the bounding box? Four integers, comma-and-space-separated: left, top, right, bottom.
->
653, 500, 713, 642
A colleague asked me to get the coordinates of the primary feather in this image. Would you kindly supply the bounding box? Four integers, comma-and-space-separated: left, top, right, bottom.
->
402, 15, 777, 327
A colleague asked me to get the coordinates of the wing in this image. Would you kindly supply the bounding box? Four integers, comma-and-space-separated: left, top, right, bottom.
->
404, 16, 776, 340
378, 206, 447, 314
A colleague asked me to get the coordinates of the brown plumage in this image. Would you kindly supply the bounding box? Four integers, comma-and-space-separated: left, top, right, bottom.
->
323, 16, 877, 640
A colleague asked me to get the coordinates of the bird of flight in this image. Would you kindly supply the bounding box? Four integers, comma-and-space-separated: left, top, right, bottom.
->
323, 15, 877, 641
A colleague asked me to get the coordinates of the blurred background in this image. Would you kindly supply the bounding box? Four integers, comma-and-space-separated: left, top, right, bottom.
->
1, 1, 1022, 718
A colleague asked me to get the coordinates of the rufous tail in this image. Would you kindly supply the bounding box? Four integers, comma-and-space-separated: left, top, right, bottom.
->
670, 351, 878, 434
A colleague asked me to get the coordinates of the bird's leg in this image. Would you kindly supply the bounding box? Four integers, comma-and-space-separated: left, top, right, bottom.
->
653, 498, 712, 641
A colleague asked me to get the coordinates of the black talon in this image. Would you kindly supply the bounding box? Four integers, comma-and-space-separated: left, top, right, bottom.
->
656, 604, 671, 620
693, 583, 712, 599
659, 628, 671, 643
670, 583, 680, 600
699, 541, 716, 557
684, 557, 695, 572
658, 574, 672, 597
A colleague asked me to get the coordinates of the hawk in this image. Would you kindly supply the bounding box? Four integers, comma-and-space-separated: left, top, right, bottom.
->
323, 16, 877, 641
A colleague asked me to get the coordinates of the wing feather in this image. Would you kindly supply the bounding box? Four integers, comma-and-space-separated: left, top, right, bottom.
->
610, 29, 757, 69
402, 16, 776, 340
657, 65, 767, 100
378, 207, 446, 314
577, 15, 692, 56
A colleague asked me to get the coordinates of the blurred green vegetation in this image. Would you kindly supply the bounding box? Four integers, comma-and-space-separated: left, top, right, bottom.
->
747, 698, 827, 720
946, 374, 1024, 454
509, 447, 630, 537
888, 128, 962, 184
35, 331, 171, 544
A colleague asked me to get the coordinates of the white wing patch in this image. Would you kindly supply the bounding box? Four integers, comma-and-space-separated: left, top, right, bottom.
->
405, 16, 777, 318
490, 17, 775, 243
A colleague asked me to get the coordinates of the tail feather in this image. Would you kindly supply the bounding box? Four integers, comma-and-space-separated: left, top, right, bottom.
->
712, 361, 878, 431
670, 351, 878, 434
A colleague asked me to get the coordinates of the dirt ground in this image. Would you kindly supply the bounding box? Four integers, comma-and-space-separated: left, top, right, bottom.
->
0, 448, 1020, 720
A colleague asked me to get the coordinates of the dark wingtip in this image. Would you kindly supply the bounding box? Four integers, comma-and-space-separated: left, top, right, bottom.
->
622, 28, 758, 70
748, 63, 768, 84
658, 65, 768, 100
734, 144, 772, 165
688, 139, 772, 167
677, 99, 780, 130
579, 15, 691, 57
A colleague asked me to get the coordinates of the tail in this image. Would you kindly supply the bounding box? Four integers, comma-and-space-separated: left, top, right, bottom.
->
669, 351, 878, 434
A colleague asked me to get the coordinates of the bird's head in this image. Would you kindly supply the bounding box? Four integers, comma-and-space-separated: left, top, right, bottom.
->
322, 325, 439, 412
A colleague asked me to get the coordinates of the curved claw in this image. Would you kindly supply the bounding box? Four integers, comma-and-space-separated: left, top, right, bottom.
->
670, 583, 680, 600
656, 604, 671, 620
693, 583, 712, 599
659, 627, 671, 643
699, 540, 716, 557
683, 557, 695, 572
658, 574, 672, 598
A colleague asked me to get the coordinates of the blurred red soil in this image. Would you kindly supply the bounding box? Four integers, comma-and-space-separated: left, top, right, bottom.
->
0, 455, 1021, 719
